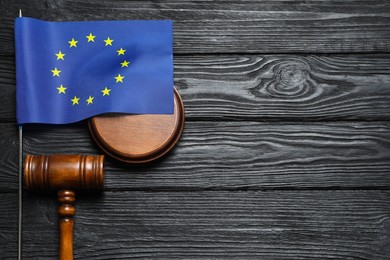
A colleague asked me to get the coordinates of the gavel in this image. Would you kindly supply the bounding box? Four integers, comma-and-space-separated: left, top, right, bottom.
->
24, 154, 104, 260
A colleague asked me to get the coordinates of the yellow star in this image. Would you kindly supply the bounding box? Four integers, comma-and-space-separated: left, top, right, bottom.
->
101, 87, 111, 96
120, 60, 130, 67
104, 37, 114, 46
71, 96, 80, 105
57, 84, 67, 94
55, 51, 65, 60
116, 48, 126, 55
51, 67, 61, 77
86, 96, 94, 105
86, 33, 96, 42
68, 38, 78, 48
115, 74, 124, 83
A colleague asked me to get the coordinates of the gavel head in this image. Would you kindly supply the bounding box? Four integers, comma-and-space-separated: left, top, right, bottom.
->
24, 154, 104, 193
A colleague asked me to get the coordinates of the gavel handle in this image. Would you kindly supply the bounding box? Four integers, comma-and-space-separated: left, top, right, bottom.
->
58, 190, 76, 260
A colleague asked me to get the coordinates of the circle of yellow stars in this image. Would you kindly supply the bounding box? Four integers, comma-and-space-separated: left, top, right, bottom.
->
52, 33, 131, 106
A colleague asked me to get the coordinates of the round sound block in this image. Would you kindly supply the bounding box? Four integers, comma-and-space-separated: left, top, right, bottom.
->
88, 88, 185, 164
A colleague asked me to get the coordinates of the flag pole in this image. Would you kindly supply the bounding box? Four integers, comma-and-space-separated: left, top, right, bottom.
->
18, 125, 23, 260
18, 10, 23, 260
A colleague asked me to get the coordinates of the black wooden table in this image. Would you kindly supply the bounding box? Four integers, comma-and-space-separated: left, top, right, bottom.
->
1, 1, 390, 259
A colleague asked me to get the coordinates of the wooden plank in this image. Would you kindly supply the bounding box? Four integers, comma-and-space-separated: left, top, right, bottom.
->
0, 124, 18, 191
0, 121, 383, 191
2, 54, 390, 122
0, 56, 15, 122
22, 190, 390, 259
0, 193, 18, 259
177, 54, 390, 120
1, 0, 390, 54
1, 120, 389, 192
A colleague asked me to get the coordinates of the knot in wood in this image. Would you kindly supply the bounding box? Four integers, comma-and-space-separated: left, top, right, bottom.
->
263, 60, 312, 99
278, 64, 308, 87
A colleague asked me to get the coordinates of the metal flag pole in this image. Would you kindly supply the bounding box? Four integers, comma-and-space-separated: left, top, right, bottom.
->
18, 9, 23, 260
18, 125, 23, 260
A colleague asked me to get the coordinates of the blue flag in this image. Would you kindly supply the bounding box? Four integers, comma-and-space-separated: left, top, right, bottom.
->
15, 17, 174, 124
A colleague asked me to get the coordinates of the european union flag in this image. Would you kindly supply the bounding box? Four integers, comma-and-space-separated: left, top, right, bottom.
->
15, 17, 173, 124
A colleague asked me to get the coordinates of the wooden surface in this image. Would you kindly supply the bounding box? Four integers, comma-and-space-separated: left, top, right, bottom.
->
1, 0, 390, 259
1, 1, 390, 54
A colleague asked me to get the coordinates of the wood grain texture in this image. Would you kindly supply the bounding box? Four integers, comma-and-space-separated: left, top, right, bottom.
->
2, 1, 390, 258
1, 0, 390, 54
0, 56, 16, 122
22, 190, 390, 259
177, 54, 390, 120
2, 54, 390, 122
0, 124, 18, 191
0, 193, 18, 259
0, 121, 386, 192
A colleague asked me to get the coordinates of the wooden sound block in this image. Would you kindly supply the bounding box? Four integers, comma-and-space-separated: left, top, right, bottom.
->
88, 88, 185, 164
